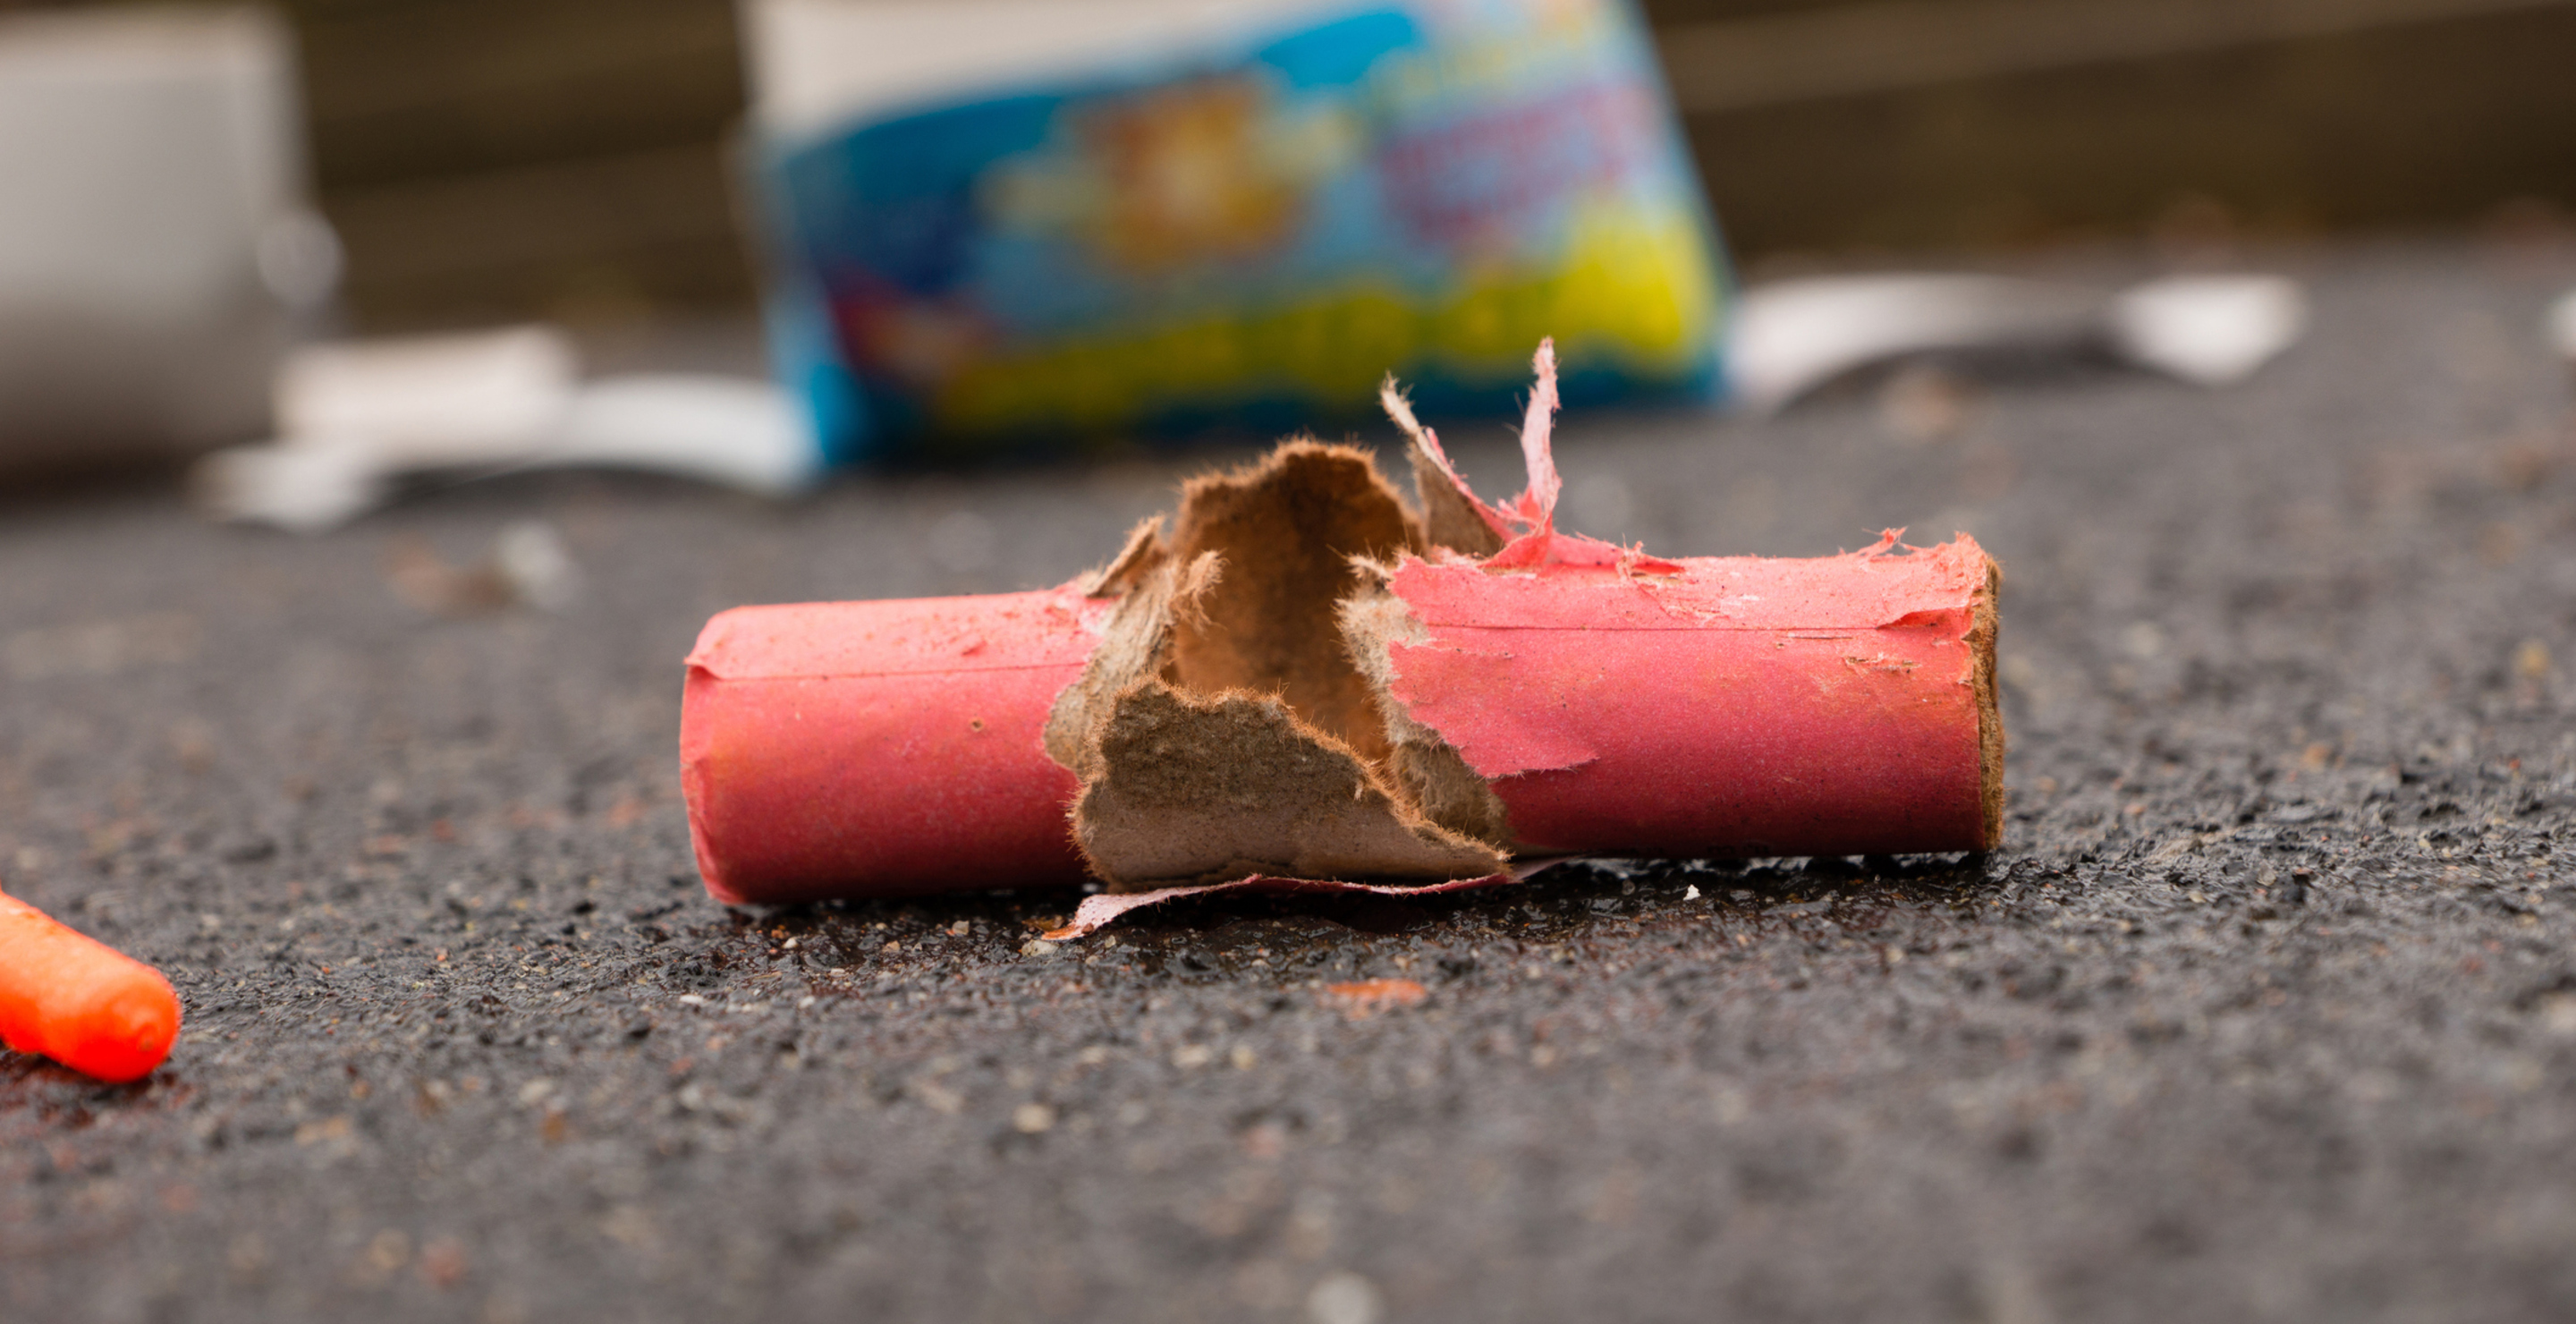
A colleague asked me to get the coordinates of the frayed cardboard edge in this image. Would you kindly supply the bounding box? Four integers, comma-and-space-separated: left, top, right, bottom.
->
1970, 556, 2006, 850
1043, 546, 1220, 778
1074, 515, 1171, 599
1045, 442, 1508, 895
1380, 376, 1509, 556
1338, 578, 1521, 841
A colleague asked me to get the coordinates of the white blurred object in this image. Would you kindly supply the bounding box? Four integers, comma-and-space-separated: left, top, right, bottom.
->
0, 7, 327, 475
2546, 288, 2576, 366
194, 327, 825, 532
550, 377, 820, 495
275, 326, 579, 467
192, 442, 392, 535
1728, 275, 2093, 412
2106, 275, 2308, 386
493, 521, 583, 612
1728, 272, 2308, 412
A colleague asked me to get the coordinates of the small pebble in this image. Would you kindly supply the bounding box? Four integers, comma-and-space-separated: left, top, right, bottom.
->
1324, 980, 1428, 1017
1308, 1271, 1384, 1324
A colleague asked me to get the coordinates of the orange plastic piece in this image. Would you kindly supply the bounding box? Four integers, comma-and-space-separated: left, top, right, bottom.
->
0, 884, 182, 1083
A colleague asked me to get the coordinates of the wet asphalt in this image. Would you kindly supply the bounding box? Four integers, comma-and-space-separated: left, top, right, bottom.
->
4, 239, 2576, 1323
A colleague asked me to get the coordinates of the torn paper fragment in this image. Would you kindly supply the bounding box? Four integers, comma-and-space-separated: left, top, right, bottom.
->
679, 343, 2004, 923
1337, 589, 1514, 844
1511, 339, 1565, 529
1039, 871, 1516, 941
1038, 855, 1581, 940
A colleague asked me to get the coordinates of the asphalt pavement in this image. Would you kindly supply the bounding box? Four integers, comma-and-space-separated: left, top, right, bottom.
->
4, 239, 2576, 1323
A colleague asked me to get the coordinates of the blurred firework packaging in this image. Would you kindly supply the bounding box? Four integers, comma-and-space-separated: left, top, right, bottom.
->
742, 0, 1730, 465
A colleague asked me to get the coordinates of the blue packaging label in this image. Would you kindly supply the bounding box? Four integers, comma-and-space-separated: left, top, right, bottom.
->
758, 0, 1730, 463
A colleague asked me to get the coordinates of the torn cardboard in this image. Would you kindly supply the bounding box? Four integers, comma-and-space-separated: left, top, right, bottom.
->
1040, 440, 1507, 894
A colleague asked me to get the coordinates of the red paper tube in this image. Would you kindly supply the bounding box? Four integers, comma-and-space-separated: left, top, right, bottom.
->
682, 590, 1104, 904
1379, 537, 1997, 859
681, 343, 2002, 905
682, 530, 1998, 904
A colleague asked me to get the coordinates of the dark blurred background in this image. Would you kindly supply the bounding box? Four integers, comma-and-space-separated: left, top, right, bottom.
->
6, 0, 2573, 329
